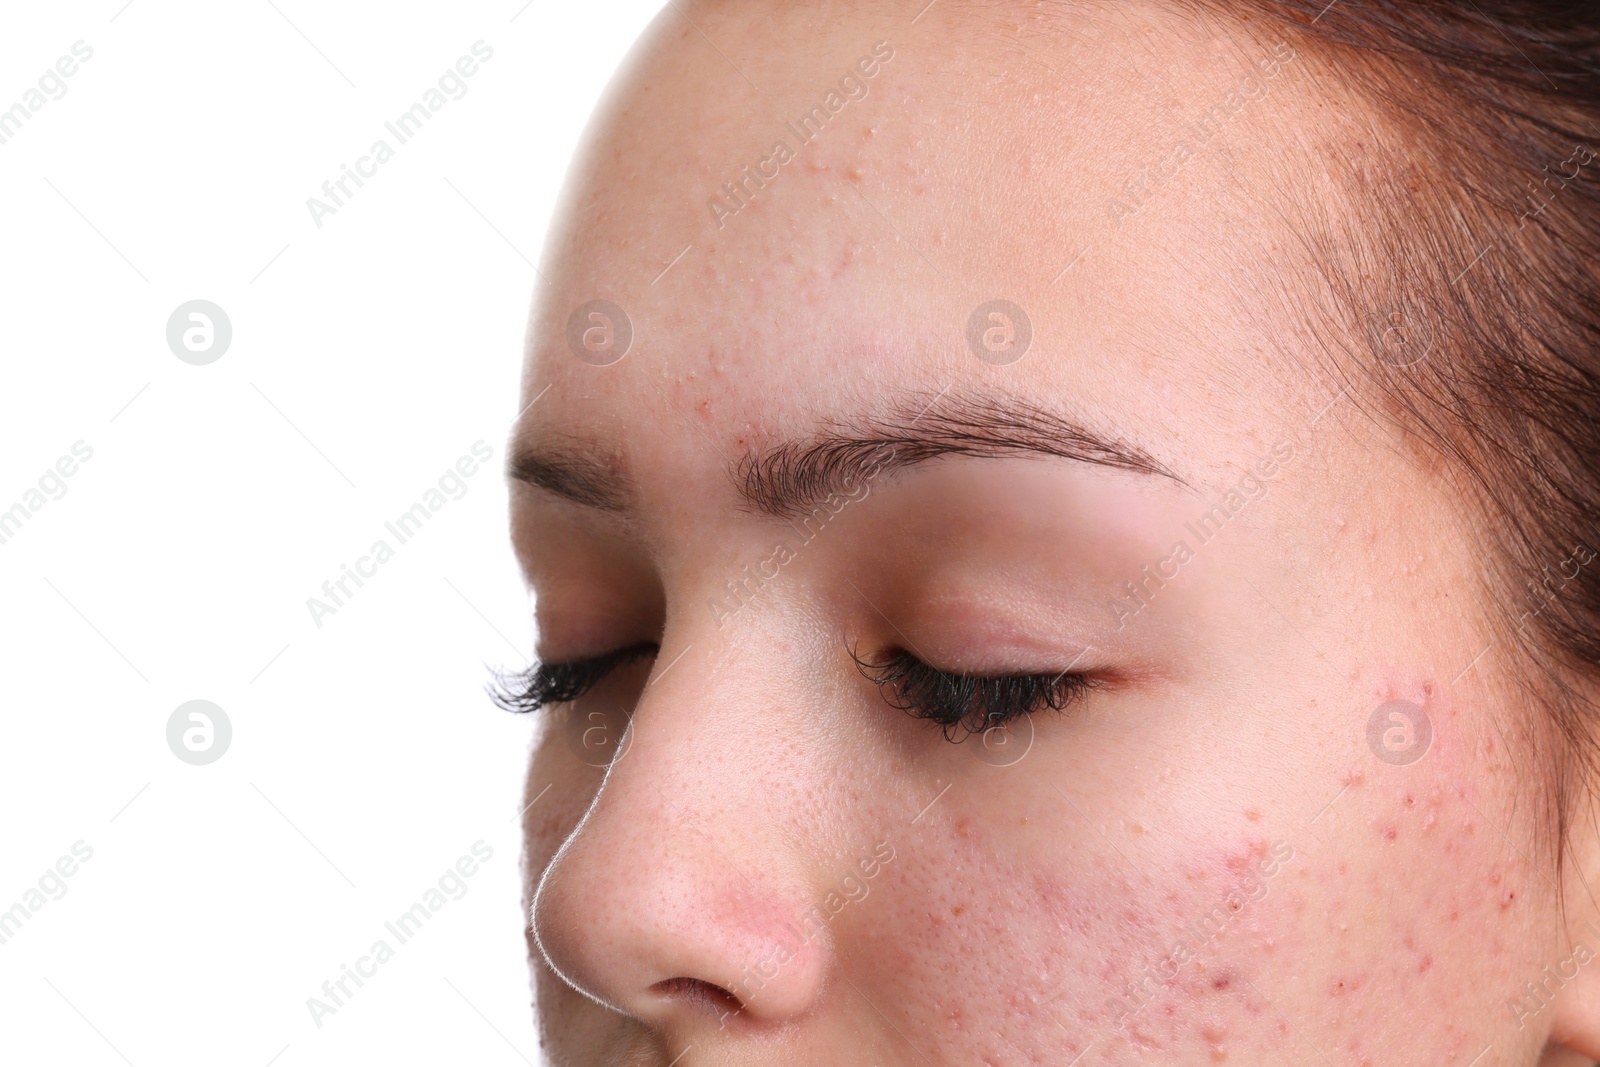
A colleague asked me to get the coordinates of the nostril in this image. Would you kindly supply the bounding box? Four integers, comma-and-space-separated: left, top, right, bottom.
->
649, 976, 744, 1016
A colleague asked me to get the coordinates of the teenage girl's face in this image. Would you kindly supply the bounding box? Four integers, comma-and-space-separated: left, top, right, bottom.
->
511, 3, 1600, 1064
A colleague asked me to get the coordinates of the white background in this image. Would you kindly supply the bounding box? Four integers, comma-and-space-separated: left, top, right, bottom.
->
0, 2, 661, 1062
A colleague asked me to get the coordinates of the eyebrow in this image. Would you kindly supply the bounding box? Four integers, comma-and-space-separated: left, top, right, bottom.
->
508, 390, 1185, 520
506, 446, 629, 512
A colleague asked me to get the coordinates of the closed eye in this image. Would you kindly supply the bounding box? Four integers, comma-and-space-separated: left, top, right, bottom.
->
486, 638, 1100, 741
489, 642, 659, 714
849, 644, 1101, 741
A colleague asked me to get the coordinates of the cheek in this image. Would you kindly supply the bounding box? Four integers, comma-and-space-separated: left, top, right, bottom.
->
1275, 682, 1549, 1062
847, 815, 1312, 1064
843, 719, 1548, 1067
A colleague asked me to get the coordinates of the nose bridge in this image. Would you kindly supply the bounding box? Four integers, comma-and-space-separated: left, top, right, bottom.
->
531, 617, 833, 1027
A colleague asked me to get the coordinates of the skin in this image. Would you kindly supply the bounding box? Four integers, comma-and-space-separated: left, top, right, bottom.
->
509, 2, 1600, 1063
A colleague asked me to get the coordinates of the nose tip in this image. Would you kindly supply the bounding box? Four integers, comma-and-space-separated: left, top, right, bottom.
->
530, 817, 830, 1031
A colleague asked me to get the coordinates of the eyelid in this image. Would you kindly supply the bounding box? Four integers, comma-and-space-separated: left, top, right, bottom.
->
885, 600, 1101, 675
894, 641, 1100, 678
537, 641, 658, 669
849, 643, 1101, 740
488, 641, 658, 714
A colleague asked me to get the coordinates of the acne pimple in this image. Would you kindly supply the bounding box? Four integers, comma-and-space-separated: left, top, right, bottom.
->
1201, 1021, 1229, 1061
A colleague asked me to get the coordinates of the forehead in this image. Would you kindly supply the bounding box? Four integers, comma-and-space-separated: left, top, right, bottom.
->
522, 1, 1328, 493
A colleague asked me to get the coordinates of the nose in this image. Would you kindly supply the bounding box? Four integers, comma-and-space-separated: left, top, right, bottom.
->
530, 638, 832, 1031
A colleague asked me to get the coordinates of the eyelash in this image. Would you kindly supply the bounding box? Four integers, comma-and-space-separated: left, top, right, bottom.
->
488, 642, 659, 714
490, 640, 1099, 741
849, 645, 1100, 741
